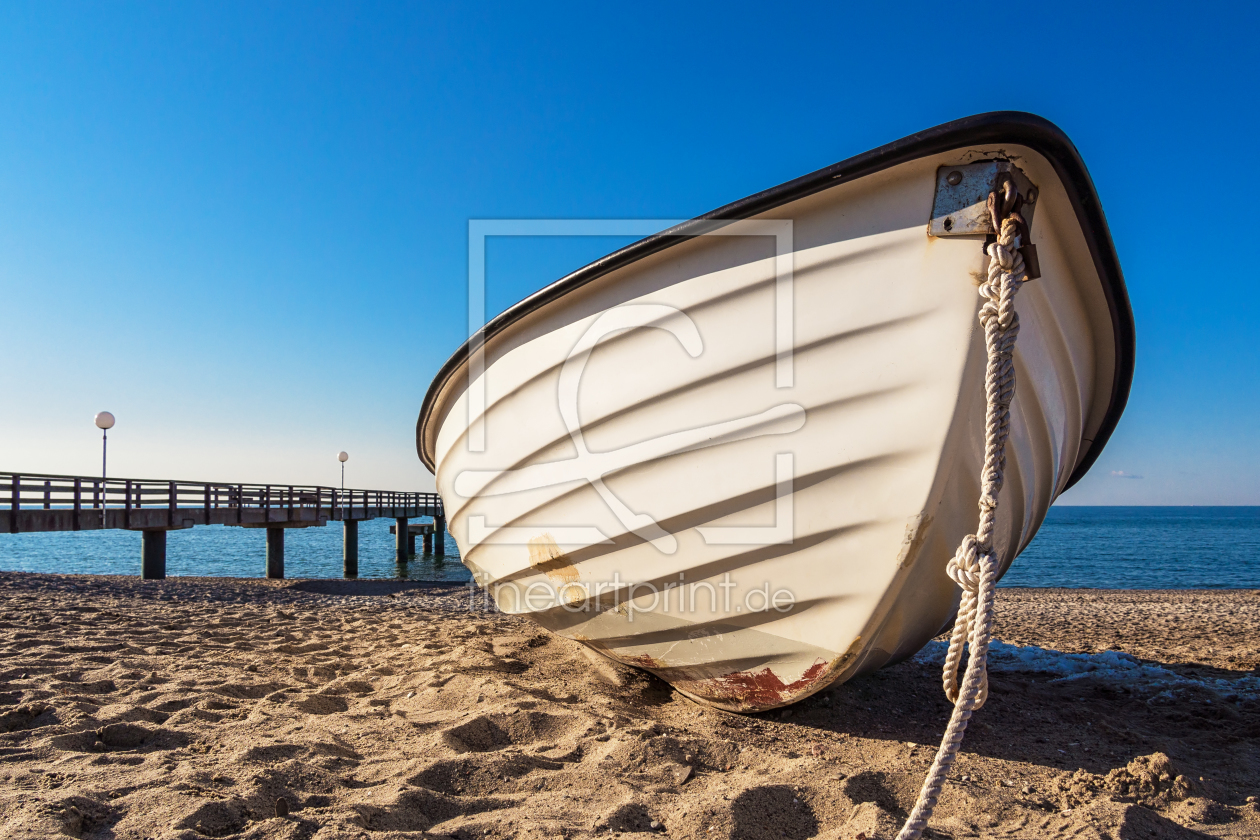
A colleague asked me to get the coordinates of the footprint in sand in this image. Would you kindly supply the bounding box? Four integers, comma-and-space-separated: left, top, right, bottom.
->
46, 721, 188, 753
0, 703, 58, 733
440, 711, 584, 754
353, 786, 518, 835
92, 701, 169, 725
289, 694, 350, 715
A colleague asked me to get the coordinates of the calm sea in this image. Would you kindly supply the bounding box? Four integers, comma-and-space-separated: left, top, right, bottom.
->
0, 507, 1256, 589
1002, 506, 1260, 589
0, 518, 472, 582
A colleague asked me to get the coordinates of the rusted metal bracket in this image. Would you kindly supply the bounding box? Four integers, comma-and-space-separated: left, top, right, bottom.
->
929, 160, 1038, 237
929, 160, 1040, 279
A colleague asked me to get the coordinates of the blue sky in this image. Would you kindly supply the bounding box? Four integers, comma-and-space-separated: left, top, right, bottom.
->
0, 2, 1256, 503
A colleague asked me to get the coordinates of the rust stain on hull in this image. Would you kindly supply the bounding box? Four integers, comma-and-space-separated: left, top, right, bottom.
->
612, 636, 866, 713
671, 659, 831, 711
896, 513, 932, 569
527, 534, 579, 584
620, 653, 665, 669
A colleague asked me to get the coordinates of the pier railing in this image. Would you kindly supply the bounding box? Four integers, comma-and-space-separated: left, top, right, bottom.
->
1, 471, 443, 534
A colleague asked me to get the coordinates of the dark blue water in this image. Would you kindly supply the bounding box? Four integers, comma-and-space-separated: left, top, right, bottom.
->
1, 507, 1257, 587
0, 518, 471, 582
1002, 506, 1260, 589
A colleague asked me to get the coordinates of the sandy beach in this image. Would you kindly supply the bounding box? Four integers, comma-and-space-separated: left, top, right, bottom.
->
1, 573, 1257, 840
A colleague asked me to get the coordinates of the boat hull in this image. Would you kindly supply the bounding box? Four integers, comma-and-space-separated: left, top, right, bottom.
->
418, 116, 1130, 711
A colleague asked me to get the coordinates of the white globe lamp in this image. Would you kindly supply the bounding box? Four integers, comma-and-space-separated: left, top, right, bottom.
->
94, 411, 115, 480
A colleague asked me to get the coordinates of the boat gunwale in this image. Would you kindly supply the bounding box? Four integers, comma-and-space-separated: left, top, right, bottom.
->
416, 110, 1135, 491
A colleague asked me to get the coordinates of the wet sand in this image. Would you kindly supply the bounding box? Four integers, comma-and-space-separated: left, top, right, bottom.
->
1, 572, 1257, 840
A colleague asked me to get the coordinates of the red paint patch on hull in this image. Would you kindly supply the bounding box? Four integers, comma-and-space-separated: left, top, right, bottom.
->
673, 659, 830, 711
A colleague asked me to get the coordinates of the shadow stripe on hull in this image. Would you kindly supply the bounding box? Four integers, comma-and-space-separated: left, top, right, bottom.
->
463, 432, 914, 576
437, 307, 933, 504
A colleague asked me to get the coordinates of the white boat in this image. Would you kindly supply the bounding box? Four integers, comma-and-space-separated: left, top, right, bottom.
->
416, 112, 1133, 712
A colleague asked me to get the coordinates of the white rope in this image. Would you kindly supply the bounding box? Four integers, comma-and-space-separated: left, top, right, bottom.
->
895, 195, 1030, 840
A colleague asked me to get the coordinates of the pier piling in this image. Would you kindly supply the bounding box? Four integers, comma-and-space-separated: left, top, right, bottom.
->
343, 519, 359, 578
395, 517, 409, 563
266, 527, 285, 579
435, 515, 446, 556
141, 530, 167, 580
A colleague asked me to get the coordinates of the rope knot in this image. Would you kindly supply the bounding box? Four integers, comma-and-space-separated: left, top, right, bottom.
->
987, 239, 1018, 271
945, 536, 982, 592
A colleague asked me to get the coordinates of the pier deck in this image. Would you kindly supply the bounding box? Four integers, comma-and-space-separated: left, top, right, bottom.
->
1, 472, 446, 579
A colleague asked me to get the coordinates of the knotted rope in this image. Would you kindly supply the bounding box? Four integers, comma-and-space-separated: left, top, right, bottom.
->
895, 187, 1030, 840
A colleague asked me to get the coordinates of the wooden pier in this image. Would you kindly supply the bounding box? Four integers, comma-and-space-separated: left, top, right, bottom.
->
1, 471, 446, 580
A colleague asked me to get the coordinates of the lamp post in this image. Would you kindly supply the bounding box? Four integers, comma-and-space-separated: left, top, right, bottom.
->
94, 411, 115, 525
95, 411, 115, 479
338, 451, 348, 490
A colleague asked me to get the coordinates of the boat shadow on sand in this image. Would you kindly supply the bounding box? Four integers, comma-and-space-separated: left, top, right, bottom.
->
732, 649, 1257, 836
